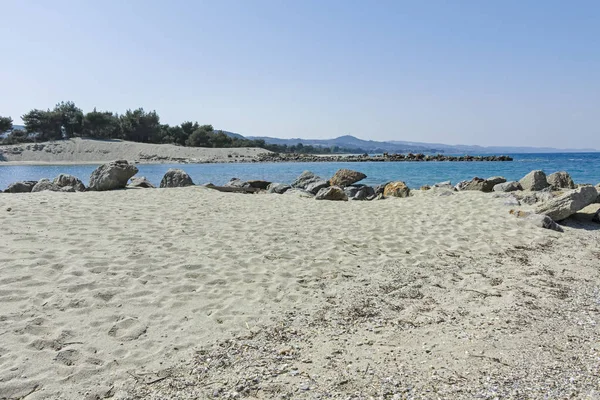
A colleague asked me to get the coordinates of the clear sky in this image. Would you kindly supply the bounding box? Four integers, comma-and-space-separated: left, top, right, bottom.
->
1, 0, 599, 148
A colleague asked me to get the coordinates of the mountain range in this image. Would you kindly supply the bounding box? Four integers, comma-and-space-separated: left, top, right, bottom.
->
225, 132, 597, 154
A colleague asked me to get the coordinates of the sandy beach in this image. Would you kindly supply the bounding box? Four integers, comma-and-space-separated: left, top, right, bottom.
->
1, 186, 598, 399
0, 138, 268, 165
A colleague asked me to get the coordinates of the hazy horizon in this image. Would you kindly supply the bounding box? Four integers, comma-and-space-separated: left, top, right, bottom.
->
1, 1, 599, 148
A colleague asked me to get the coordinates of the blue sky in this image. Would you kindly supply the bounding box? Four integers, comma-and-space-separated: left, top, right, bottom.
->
1, 0, 599, 148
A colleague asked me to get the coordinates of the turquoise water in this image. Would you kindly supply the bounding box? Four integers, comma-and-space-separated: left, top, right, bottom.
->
1, 153, 599, 190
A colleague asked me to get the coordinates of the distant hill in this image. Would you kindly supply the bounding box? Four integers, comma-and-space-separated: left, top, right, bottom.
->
243, 134, 597, 154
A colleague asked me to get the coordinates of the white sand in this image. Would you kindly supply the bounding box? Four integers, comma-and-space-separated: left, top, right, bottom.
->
0, 189, 598, 399
0, 138, 269, 165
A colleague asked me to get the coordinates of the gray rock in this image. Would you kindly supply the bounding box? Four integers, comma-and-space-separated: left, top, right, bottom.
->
329, 169, 366, 187
343, 186, 360, 199
291, 171, 327, 190
128, 177, 155, 188
315, 186, 348, 201
593, 208, 600, 223
159, 168, 194, 188
374, 182, 391, 196
246, 180, 271, 190
283, 188, 314, 198
4, 181, 37, 193
224, 178, 250, 188
547, 171, 575, 190
519, 170, 549, 191
535, 186, 598, 221
53, 174, 86, 191
31, 179, 61, 192
461, 176, 506, 192
305, 180, 329, 194
354, 186, 375, 200
594, 183, 599, 204
89, 160, 139, 191
504, 196, 521, 206
267, 183, 291, 194
510, 210, 563, 232
493, 181, 523, 192
526, 214, 564, 232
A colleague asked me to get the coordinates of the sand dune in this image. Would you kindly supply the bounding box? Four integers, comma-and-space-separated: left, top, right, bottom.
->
0, 188, 598, 399
0, 138, 269, 164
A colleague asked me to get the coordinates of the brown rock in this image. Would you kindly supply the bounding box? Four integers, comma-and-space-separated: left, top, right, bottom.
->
383, 181, 410, 198
329, 169, 366, 187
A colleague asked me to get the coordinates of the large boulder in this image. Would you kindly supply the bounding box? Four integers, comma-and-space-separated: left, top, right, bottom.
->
596, 184, 600, 203
291, 171, 329, 193
383, 181, 410, 198
547, 171, 575, 190
519, 170, 549, 191
329, 169, 366, 187
128, 177, 155, 188
493, 181, 522, 192
89, 160, 139, 191
267, 183, 291, 194
315, 186, 348, 201
53, 174, 85, 192
31, 179, 61, 192
159, 169, 194, 188
4, 181, 37, 193
460, 176, 506, 192
534, 186, 598, 221
374, 182, 391, 196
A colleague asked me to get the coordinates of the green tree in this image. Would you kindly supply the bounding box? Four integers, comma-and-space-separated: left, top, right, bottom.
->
2, 129, 30, 144
54, 101, 83, 138
0, 115, 13, 133
208, 130, 232, 148
83, 108, 121, 139
119, 108, 162, 143
186, 125, 214, 147
22, 109, 63, 141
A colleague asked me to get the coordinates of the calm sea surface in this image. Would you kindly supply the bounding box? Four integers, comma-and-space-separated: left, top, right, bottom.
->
1, 153, 599, 190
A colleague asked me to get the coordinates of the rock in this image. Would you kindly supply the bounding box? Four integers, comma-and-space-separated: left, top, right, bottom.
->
596, 184, 600, 203
343, 186, 360, 199
519, 170, 549, 191
461, 176, 506, 192
593, 208, 600, 223
547, 171, 575, 190
383, 181, 410, 198
267, 183, 291, 194
53, 174, 86, 191
291, 171, 325, 189
510, 210, 563, 232
128, 177, 155, 188
4, 181, 37, 193
305, 180, 330, 194
283, 188, 314, 198
354, 186, 375, 200
374, 182, 391, 196
246, 180, 271, 190
329, 169, 366, 187
59, 186, 76, 192
89, 160, 139, 191
493, 181, 522, 192
315, 186, 348, 201
433, 181, 453, 190
534, 186, 598, 221
159, 168, 194, 188
31, 179, 61, 192
455, 180, 469, 191
420, 185, 431, 191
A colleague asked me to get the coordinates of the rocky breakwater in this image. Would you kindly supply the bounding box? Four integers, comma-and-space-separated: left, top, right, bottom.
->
256, 152, 513, 163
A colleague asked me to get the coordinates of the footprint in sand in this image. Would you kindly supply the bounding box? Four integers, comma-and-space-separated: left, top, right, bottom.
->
108, 317, 147, 341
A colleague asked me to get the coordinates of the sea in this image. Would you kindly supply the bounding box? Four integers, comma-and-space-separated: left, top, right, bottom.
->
1, 153, 599, 190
